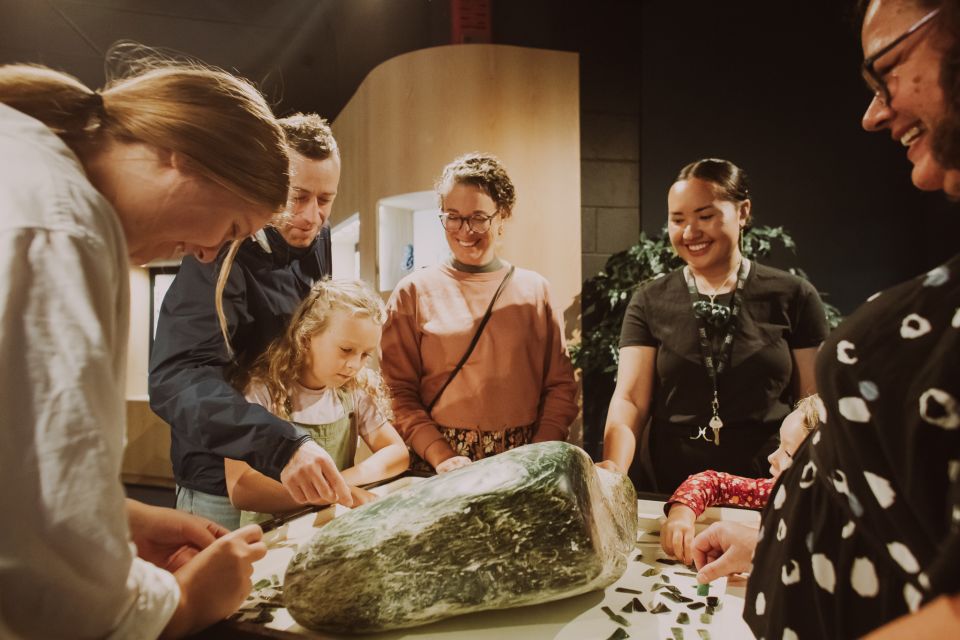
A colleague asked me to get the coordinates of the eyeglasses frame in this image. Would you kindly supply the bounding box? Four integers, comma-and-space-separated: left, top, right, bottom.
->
861, 8, 941, 105
438, 210, 500, 234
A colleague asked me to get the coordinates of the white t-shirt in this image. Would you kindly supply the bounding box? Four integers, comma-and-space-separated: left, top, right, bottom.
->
245, 380, 388, 441
0, 104, 179, 638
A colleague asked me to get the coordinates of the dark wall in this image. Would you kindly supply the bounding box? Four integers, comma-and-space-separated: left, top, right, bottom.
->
2, 0, 956, 316
640, 0, 959, 314
0, 0, 451, 118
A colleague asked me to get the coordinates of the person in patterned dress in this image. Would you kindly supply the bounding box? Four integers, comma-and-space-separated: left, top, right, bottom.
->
660, 395, 820, 565
691, 1, 960, 637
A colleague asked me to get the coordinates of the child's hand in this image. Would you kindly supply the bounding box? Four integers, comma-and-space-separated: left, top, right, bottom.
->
346, 485, 379, 507
661, 504, 697, 565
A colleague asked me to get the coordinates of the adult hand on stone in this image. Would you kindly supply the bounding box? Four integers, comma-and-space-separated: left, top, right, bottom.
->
436, 456, 472, 474
282, 440, 353, 507
692, 521, 758, 583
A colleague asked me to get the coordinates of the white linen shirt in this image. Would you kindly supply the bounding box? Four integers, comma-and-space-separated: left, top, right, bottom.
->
0, 104, 179, 638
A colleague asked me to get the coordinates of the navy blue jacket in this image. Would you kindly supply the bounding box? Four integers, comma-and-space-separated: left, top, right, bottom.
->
149, 226, 332, 496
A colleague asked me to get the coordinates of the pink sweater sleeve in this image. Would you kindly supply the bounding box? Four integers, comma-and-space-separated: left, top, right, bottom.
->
667, 471, 775, 517
534, 282, 579, 440
380, 280, 445, 458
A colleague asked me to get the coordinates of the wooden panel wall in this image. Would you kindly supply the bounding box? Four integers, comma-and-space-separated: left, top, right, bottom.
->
331, 44, 582, 322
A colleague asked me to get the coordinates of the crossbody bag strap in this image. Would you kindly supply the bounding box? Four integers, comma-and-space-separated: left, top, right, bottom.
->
426, 265, 515, 414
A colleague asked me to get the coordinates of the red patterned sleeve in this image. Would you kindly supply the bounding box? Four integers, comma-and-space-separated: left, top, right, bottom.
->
666, 471, 775, 518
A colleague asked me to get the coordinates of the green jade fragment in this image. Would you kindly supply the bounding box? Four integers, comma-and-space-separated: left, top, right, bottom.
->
642, 568, 660, 577
605, 627, 630, 640
697, 630, 711, 639
601, 605, 630, 627
252, 608, 275, 624
700, 613, 713, 624
661, 574, 671, 583
671, 627, 685, 640
696, 583, 710, 596
676, 612, 690, 625
252, 578, 272, 591
662, 591, 693, 604
649, 602, 671, 614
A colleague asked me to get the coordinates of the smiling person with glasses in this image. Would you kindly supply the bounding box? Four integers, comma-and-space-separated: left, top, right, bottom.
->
862, 3, 946, 192
690, 1, 960, 638
381, 153, 578, 474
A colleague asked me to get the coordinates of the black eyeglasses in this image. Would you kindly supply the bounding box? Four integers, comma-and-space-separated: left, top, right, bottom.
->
861, 8, 940, 105
438, 211, 499, 234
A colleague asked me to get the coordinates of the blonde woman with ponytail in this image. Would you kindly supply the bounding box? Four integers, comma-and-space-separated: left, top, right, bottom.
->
224, 279, 409, 522
0, 62, 288, 638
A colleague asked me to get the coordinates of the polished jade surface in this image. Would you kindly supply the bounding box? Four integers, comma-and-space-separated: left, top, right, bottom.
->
284, 442, 638, 633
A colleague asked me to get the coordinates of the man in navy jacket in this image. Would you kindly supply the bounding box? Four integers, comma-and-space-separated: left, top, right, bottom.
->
149, 114, 352, 529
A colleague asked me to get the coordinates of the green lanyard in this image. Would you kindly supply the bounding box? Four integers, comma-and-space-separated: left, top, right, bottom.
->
683, 259, 749, 446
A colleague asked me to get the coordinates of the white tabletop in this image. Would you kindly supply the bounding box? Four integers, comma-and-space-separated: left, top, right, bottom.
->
225, 478, 758, 640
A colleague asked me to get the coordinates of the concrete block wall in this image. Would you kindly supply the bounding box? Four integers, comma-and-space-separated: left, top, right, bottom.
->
579, 65, 640, 282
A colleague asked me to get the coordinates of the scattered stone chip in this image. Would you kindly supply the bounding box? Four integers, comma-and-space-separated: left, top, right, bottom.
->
601, 605, 630, 627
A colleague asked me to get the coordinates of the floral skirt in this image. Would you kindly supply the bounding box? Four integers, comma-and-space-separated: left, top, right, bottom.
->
411, 424, 536, 473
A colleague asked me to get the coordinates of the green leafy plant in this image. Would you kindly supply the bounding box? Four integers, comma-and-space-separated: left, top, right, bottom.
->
572, 225, 842, 456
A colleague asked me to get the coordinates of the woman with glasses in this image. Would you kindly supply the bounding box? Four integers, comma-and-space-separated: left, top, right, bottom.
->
381, 153, 578, 473
693, 1, 960, 637
598, 158, 829, 494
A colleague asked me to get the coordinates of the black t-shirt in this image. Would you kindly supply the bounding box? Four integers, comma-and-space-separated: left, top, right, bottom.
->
619, 261, 829, 431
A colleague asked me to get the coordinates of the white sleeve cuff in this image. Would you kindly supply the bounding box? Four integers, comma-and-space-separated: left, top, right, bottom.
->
105, 550, 180, 640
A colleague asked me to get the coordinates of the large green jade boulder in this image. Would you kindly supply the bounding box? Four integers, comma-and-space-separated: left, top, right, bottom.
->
284, 441, 637, 633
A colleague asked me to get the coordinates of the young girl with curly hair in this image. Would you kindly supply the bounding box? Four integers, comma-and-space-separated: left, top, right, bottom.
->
225, 279, 409, 524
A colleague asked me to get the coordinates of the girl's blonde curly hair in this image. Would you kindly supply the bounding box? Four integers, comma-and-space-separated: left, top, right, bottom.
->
239, 279, 393, 421
794, 394, 822, 434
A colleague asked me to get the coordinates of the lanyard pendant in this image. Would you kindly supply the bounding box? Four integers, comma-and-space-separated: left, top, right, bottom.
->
709, 414, 723, 446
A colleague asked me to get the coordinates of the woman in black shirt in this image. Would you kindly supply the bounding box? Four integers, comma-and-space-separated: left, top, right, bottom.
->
598, 159, 829, 493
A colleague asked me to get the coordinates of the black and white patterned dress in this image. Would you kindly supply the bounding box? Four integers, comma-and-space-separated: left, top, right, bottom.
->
745, 255, 960, 639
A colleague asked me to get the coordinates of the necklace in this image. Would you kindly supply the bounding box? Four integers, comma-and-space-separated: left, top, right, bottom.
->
689, 263, 739, 328
683, 259, 749, 446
